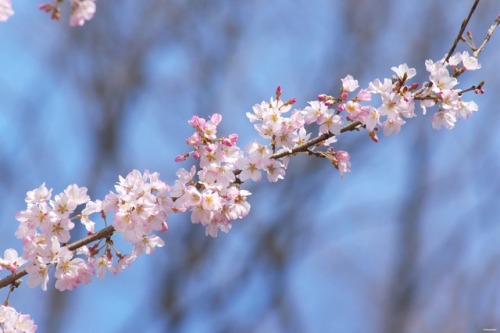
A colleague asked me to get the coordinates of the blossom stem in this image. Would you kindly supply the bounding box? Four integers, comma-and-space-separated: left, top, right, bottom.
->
473, 15, 500, 57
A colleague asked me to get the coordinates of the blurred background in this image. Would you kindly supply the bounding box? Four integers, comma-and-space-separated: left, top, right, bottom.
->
1, 0, 500, 332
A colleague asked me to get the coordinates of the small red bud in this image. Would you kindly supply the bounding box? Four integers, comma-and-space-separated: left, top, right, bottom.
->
318, 94, 327, 101
275, 86, 282, 99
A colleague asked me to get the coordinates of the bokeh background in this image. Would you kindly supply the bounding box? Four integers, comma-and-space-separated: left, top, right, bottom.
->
1, 1, 500, 332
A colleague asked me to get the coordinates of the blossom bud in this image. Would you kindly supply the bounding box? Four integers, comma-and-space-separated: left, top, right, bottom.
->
221, 133, 238, 146
285, 97, 297, 106
39, 3, 53, 12
175, 154, 189, 162
161, 221, 168, 232
276, 86, 282, 99
369, 130, 379, 143
325, 100, 335, 107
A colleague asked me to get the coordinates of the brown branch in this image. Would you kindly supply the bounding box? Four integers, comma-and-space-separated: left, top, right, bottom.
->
272, 121, 363, 159
0, 226, 115, 289
445, 0, 480, 63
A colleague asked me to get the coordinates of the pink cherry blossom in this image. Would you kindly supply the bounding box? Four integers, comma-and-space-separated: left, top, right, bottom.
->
0, 0, 13, 22
69, 0, 96, 27
263, 159, 286, 182
93, 255, 112, 280
0, 305, 37, 332
25, 183, 52, 204
341, 75, 359, 93
431, 110, 457, 130
133, 234, 165, 255
391, 63, 416, 80
302, 100, 328, 125
25, 260, 50, 291
319, 110, 343, 135
80, 199, 102, 232
333, 150, 351, 177
460, 51, 481, 70
0, 248, 27, 273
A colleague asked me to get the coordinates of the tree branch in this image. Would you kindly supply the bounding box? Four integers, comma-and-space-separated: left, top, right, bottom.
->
272, 121, 363, 159
445, 0, 480, 62
473, 15, 500, 57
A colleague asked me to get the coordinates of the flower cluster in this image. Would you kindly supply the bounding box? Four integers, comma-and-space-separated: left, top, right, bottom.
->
300, 52, 481, 139
13, 172, 169, 292
175, 114, 258, 237
424, 51, 481, 129
0, 305, 37, 333
247, 87, 352, 176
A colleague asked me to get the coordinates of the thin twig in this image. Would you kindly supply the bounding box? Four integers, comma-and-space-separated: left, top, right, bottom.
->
473, 15, 500, 57
445, 0, 481, 62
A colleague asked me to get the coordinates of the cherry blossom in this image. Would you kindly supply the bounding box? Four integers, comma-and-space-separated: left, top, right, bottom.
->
0, 249, 27, 273
0, 0, 13, 22
69, 0, 96, 26
0, 305, 37, 333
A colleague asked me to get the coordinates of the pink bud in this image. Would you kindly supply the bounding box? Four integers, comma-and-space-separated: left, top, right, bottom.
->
285, 97, 297, 106
369, 130, 379, 143
276, 86, 282, 97
161, 221, 168, 232
222, 133, 239, 146
39, 3, 53, 12
340, 91, 348, 100
175, 154, 188, 162
221, 137, 233, 146
318, 94, 327, 101
205, 144, 215, 153
228, 133, 238, 141
334, 150, 350, 162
